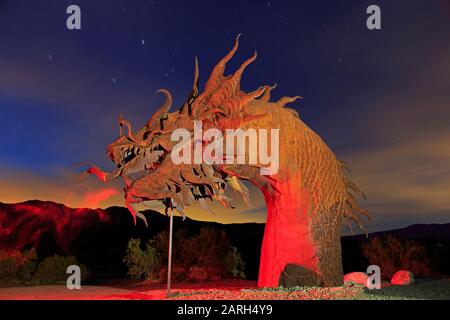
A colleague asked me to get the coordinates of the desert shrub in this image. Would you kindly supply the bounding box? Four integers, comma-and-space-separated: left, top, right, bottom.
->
224, 246, 246, 279
361, 235, 432, 278
153, 227, 245, 280
153, 229, 193, 281
0, 249, 37, 286
34, 255, 88, 284
153, 231, 169, 262
123, 238, 160, 280
0, 251, 88, 286
186, 228, 237, 275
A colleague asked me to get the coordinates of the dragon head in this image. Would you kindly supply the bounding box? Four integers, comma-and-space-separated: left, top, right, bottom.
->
83, 35, 298, 225
106, 89, 174, 180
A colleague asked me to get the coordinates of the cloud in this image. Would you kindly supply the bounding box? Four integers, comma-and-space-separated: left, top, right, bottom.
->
80, 188, 120, 209
0, 162, 269, 224
344, 131, 450, 215
339, 49, 450, 227
0, 164, 123, 209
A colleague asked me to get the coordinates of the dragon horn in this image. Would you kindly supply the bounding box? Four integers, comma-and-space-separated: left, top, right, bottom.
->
146, 89, 173, 128
118, 114, 124, 136
229, 51, 258, 92
208, 34, 241, 84
181, 57, 200, 116
192, 57, 199, 98
191, 34, 241, 116
118, 115, 138, 142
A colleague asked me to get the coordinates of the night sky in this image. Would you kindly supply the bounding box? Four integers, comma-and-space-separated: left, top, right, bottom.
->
0, 0, 449, 232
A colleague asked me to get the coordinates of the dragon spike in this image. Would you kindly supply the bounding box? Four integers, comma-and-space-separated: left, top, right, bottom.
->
274, 95, 303, 108
181, 57, 200, 116
230, 51, 258, 92
191, 34, 243, 117
248, 86, 268, 100
118, 114, 138, 142
136, 212, 149, 228
118, 114, 124, 136
171, 199, 186, 221
172, 191, 184, 209
215, 194, 235, 209
201, 34, 241, 95
192, 57, 200, 98
227, 176, 253, 208
181, 185, 195, 206
125, 199, 138, 225
346, 180, 367, 200
146, 88, 173, 128
231, 86, 267, 113
260, 83, 278, 102
213, 34, 240, 77
344, 220, 354, 235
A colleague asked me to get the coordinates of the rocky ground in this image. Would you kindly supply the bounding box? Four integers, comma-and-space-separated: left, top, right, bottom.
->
0, 279, 449, 300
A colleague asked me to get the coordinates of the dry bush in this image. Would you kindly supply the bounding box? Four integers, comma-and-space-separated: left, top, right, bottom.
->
361, 235, 432, 278
0, 249, 37, 285
123, 238, 160, 280
0, 250, 87, 286
150, 227, 245, 281
34, 255, 89, 284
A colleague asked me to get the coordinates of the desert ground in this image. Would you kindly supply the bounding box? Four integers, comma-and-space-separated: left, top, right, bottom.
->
1, 279, 450, 300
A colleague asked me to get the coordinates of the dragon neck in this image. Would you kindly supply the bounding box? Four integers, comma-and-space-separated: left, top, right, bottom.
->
257, 169, 323, 287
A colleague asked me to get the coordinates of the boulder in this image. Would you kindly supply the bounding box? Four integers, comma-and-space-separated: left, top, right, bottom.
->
343, 272, 368, 286
278, 264, 322, 287
391, 270, 415, 285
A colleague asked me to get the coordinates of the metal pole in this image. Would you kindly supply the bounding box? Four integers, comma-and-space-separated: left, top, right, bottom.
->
167, 208, 174, 293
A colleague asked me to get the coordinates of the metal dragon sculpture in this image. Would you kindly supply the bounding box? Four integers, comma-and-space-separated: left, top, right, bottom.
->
83, 36, 371, 287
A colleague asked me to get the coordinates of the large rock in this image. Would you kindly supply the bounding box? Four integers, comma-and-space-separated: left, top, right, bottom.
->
278, 264, 322, 287
391, 270, 415, 285
343, 272, 368, 286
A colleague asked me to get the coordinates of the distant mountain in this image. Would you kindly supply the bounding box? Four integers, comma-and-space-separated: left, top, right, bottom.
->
0, 200, 265, 279
1, 200, 449, 280
347, 223, 450, 241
